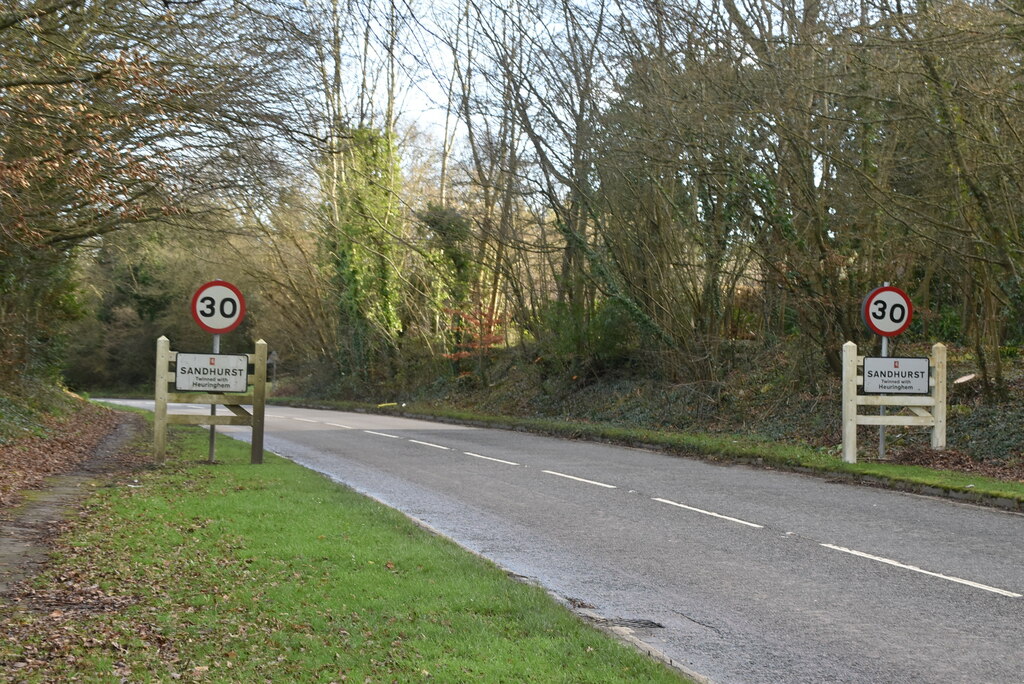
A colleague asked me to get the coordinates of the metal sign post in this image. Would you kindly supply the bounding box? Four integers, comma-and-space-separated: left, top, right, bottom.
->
208, 333, 220, 463
856, 283, 916, 460
880, 287, 889, 459
190, 281, 245, 463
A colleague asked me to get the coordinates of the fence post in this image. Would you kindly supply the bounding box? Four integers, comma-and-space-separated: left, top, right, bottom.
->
251, 339, 267, 464
154, 336, 171, 462
842, 341, 859, 463
931, 343, 947, 449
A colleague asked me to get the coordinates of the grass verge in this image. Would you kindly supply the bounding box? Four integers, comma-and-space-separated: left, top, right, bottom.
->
1, 423, 687, 683
271, 397, 1024, 509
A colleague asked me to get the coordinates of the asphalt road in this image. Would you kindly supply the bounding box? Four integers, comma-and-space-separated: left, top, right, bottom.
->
106, 400, 1024, 683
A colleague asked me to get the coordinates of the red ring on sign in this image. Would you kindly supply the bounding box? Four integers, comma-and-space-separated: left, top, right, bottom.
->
190, 280, 247, 334
861, 286, 913, 337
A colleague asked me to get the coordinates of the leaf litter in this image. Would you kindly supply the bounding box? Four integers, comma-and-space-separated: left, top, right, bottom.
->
1, 402, 161, 679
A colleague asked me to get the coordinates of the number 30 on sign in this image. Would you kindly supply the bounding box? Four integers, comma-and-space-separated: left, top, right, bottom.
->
861, 286, 913, 337
191, 280, 246, 334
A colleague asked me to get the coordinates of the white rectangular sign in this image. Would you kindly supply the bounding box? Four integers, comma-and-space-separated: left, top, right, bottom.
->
862, 357, 930, 395
175, 353, 249, 393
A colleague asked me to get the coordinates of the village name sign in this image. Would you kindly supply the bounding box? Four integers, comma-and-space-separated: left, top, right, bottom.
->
174, 353, 249, 393
841, 285, 947, 463
154, 280, 267, 464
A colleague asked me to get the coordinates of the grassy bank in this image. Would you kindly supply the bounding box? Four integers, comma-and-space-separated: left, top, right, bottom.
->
1, 423, 686, 683
0, 381, 80, 446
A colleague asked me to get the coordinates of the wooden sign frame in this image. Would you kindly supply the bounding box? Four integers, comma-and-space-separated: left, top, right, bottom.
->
841, 341, 946, 464
154, 336, 267, 464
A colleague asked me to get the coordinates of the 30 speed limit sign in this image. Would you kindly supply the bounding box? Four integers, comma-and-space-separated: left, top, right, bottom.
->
862, 286, 913, 337
191, 280, 246, 334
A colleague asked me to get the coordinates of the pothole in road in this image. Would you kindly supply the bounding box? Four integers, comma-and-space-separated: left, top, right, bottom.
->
593, 616, 664, 629
564, 597, 664, 629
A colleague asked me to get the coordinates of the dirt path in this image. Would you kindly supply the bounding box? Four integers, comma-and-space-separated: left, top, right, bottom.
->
0, 411, 148, 597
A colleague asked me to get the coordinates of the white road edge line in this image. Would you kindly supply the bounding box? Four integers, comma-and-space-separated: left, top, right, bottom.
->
364, 430, 400, 439
325, 422, 353, 429
464, 452, 519, 466
653, 497, 764, 529
543, 470, 617, 489
409, 439, 450, 450
821, 544, 1022, 598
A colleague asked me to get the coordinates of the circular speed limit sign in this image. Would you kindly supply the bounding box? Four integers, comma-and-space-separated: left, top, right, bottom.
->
862, 286, 913, 337
191, 280, 246, 334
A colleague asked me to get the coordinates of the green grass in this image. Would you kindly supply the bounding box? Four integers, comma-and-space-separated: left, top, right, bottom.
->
271, 397, 1024, 507
2, 425, 687, 683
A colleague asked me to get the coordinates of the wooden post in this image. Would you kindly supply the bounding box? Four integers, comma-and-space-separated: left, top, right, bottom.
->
931, 343, 947, 449
154, 336, 172, 462
250, 339, 267, 464
841, 341, 859, 463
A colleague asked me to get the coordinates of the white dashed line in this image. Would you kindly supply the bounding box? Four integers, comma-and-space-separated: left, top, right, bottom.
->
293, 418, 319, 423
821, 544, 1022, 598
325, 422, 353, 429
364, 430, 400, 439
409, 439, 450, 450
543, 470, 617, 489
465, 452, 520, 466
653, 497, 764, 529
